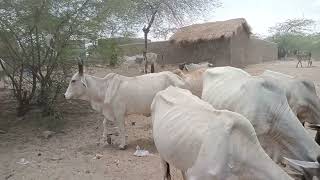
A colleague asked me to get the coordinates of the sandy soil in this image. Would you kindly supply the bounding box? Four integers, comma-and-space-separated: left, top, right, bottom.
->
0, 60, 319, 180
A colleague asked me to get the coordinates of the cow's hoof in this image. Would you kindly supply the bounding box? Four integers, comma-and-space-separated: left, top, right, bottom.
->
118, 144, 127, 150
100, 139, 111, 147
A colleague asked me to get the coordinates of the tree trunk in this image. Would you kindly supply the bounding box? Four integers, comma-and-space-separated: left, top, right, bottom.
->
17, 91, 30, 117
17, 104, 29, 117
143, 30, 148, 73
142, 10, 158, 74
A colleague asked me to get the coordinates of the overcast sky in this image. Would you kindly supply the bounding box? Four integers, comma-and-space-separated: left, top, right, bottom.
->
209, 0, 320, 36
147, 0, 320, 41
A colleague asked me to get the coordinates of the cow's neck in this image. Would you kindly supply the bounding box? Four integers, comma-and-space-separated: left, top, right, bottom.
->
85, 75, 107, 112
229, 124, 292, 179
242, 151, 292, 180
272, 106, 320, 162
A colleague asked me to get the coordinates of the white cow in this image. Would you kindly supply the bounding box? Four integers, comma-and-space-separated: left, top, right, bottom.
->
122, 55, 144, 70
202, 67, 320, 179
260, 70, 320, 145
143, 52, 158, 73
172, 68, 206, 97
145, 52, 157, 64
152, 86, 293, 180
122, 52, 157, 73
64, 63, 186, 149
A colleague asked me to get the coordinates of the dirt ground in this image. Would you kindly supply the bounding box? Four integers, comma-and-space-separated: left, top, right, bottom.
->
0, 60, 319, 180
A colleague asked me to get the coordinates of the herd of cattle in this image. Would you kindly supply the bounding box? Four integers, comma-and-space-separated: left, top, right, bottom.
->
64, 61, 320, 180
120, 52, 213, 74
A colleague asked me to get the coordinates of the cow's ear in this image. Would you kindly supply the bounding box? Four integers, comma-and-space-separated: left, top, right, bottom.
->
300, 79, 316, 91
80, 77, 87, 88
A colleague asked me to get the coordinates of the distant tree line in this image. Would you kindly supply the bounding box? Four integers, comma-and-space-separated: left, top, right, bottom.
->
266, 18, 320, 59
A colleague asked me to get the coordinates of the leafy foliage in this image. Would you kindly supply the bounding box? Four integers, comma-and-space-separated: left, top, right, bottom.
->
268, 18, 316, 35
266, 18, 320, 58
95, 39, 122, 66
0, 0, 126, 119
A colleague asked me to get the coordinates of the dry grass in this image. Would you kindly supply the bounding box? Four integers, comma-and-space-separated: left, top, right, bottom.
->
170, 18, 251, 45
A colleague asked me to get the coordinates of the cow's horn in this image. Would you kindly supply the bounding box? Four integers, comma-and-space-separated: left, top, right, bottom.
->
283, 157, 319, 169
77, 57, 84, 75
306, 122, 320, 131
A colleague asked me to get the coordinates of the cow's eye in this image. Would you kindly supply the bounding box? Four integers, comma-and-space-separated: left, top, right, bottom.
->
71, 80, 76, 83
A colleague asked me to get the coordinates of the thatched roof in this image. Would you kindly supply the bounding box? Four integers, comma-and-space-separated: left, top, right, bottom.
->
170, 18, 251, 44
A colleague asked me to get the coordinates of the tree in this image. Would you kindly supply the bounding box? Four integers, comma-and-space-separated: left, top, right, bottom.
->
0, 0, 129, 117
95, 39, 122, 66
128, 0, 221, 73
268, 18, 315, 35
267, 18, 316, 59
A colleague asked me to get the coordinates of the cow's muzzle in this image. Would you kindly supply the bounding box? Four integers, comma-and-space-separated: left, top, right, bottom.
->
64, 93, 71, 100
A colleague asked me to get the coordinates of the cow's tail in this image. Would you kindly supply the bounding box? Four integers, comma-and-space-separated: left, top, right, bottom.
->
165, 162, 171, 180
161, 159, 171, 180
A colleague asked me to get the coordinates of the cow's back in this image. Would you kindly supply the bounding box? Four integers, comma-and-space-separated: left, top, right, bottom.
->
260, 70, 293, 90
202, 67, 251, 110
202, 67, 288, 135
118, 72, 185, 114
152, 87, 239, 172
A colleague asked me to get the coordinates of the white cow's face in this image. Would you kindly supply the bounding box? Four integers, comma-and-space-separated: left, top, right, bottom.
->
290, 80, 320, 126
64, 72, 88, 100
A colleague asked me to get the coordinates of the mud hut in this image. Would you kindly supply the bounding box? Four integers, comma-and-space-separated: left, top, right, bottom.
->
169, 18, 252, 66
119, 18, 277, 66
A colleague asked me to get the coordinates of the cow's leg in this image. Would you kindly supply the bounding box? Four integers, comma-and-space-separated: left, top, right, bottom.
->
309, 60, 312, 67
144, 60, 148, 74
181, 171, 187, 180
160, 158, 171, 180
114, 110, 127, 150
102, 118, 111, 145
297, 60, 302, 68
102, 107, 116, 146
